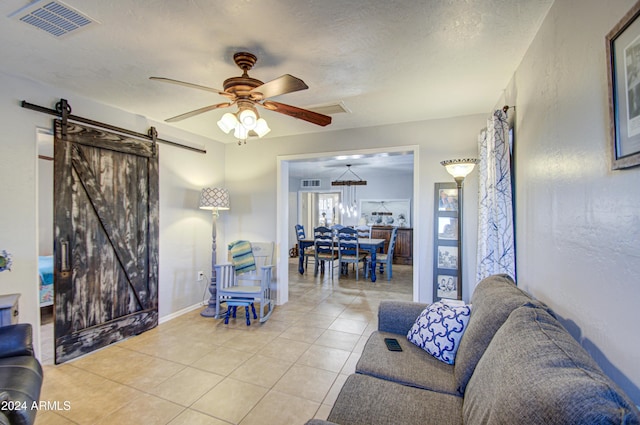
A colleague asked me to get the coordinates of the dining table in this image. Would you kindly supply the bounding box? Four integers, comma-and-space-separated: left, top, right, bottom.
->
298, 237, 386, 282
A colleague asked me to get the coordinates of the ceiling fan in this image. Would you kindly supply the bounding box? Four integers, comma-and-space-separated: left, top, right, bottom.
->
150, 52, 332, 140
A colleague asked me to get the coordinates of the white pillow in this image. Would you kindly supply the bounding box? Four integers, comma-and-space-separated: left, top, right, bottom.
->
407, 301, 472, 364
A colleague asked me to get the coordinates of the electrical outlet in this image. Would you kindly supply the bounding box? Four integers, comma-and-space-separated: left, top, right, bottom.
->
197, 271, 205, 281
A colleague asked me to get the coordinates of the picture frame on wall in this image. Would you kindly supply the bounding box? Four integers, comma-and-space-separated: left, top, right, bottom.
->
437, 188, 458, 212
437, 246, 458, 269
433, 182, 461, 301
437, 216, 458, 240
606, 0, 640, 169
359, 199, 411, 227
436, 275, 458, 300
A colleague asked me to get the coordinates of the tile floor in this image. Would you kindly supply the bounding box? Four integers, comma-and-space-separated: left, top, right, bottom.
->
36, 259, 412, 425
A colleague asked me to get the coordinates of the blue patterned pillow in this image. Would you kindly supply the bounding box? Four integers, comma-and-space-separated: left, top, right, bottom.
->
407, 301, 472, 364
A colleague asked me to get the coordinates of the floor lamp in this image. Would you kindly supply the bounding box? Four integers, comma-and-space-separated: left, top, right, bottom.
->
199, 187, 230, 317
440, 159, 477, 300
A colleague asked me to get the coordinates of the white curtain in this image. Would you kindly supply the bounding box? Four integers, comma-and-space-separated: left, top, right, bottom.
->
476, 109, 515, 281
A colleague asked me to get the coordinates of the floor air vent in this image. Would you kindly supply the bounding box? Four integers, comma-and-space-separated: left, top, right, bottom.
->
301, 179, 321, 188
9, 1, 97, 38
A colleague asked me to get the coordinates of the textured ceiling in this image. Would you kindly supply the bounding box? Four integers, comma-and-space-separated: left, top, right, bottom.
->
287, 151, 416, 181
0, 0, 553, 146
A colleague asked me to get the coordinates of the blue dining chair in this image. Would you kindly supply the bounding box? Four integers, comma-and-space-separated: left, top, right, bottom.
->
313, 226, 338, 279
367, 227, 398, 281
337, 227, 368, 281
295, 224, 315, 271
330, 224, 345, 236
355, 224, 371, 238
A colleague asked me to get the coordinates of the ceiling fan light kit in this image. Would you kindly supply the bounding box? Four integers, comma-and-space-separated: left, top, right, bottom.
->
253, 118, 271, 138
151, 51, 331, 144
239, 108, 257, 129
217, 112, 238, 133
234, 123, 248, 140
217, 105, 272, 144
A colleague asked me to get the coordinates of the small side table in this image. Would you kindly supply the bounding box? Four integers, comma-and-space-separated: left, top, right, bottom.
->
0, 293, 20, 326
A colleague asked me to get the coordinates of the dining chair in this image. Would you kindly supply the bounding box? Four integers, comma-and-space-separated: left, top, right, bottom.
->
330, 224, 345, 235
337, 227, 368, 281
355, 224, 371, 239
367, 227, 398, 281
215, 241, 274, 323
295, 224, 315, 272
313, 226, 338, 279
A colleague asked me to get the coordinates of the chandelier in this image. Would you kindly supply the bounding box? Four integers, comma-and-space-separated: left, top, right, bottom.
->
216, 101, 271, 145
331, 164, 367, 218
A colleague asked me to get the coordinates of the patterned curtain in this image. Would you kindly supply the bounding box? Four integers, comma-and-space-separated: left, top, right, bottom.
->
476, 109, 515, 281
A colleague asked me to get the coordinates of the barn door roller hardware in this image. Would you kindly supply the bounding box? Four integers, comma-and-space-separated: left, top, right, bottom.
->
21, 98, 206, 154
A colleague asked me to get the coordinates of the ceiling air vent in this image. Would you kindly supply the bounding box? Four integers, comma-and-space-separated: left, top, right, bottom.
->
307, 101, 351, 115
301, 179, 321, 188
9, 0, 98, 38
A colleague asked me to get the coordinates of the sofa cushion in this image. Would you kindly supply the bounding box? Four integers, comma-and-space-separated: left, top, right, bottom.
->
328, 374, 463, 425
463, 305, 640, 424
0, 355, 43, 425
355, 331, 459, 396
407, 301, 471, 364
0, 325, 35, 358
453, 274, 551, 395
377, 301, 428, 335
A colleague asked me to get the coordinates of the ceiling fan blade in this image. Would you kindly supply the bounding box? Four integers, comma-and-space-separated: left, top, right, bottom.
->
165, 102, 232, 123
150, 77, 231, 98
263, 101, 332, 127
250, 74, 308, 100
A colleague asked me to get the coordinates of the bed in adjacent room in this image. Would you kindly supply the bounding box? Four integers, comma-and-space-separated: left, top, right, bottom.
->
38, 255, 54, 306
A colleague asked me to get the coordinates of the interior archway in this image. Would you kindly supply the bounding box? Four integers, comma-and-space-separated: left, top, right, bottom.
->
276, 145, 420, 306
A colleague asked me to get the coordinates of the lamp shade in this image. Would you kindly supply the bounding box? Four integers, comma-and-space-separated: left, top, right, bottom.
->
253, 118, 271, 138
233, 123, 248, 140
239, 109, 258, 130
199, 187, 230, 210
440, 158, 478, 180
217, 113, 238, 134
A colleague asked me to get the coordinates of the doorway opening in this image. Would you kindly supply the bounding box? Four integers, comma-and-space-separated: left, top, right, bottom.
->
276, 145, 420, 306
36, 127, 54, 364
299, 191, 342, 231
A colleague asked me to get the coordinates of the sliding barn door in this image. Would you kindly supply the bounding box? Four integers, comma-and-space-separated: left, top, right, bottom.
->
53, 120, 159, 363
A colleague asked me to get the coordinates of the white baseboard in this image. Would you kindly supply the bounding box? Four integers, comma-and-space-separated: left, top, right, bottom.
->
158, 302, 205, 324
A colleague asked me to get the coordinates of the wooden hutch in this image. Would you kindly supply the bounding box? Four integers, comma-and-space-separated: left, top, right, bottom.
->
370, 226, 413, 265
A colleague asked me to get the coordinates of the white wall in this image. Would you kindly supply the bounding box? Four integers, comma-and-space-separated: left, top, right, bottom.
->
156, 136, 226, 319
0, 71, 225, 356
502, 0, 640, 404
223, 115, 485, 304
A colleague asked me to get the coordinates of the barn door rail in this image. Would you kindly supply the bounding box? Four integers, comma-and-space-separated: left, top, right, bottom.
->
21, 98, 206, 154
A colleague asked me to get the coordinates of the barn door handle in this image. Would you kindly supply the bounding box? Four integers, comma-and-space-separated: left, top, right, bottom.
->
60, 239, 70, 274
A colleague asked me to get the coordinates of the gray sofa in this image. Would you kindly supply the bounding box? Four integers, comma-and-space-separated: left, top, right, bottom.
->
306, 274, 640, 425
